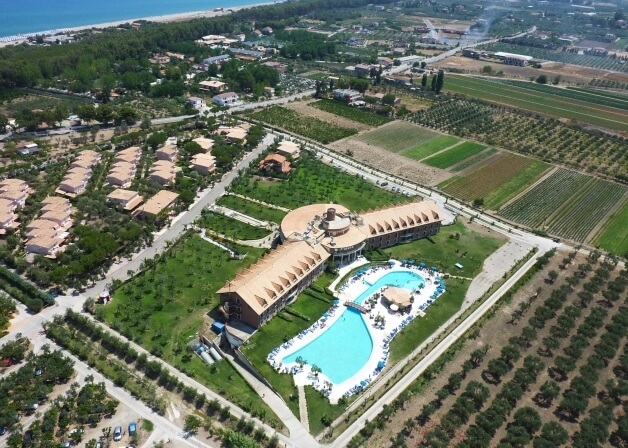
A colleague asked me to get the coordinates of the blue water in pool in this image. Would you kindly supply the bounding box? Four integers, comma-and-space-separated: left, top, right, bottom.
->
283, 270, 424, 384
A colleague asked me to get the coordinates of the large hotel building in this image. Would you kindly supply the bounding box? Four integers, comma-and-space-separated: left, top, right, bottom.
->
218, 201, 444, 329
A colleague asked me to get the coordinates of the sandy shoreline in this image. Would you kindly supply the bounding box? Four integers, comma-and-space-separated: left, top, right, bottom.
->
0, 2, 274, 47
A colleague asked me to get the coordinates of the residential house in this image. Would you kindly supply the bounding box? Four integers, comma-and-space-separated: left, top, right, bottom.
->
156, 144, 179, 162
261, 61, 286, 73
377, 57, 394, 68
215, 126, 247, 144
107, 189, 143, 211
192, 137, 215, 153
354, 63, 372, 76
332, 89, 362, 103
115, 147, 141, 164
57, 176, 87, 197
0, 210, 19, 233
188, 96, 205, 110
16, 142, 40, 155
135, 191, 179, 218
213, 92, 239, 106
25, 236, 64, 257
199, 80, 227, 93
191, 153, 217, 175
259, 154, 291, 174
276, 141, 300, 160
202, 54, 231, 66
149, 161, 180, 186
107, 168, 135, 188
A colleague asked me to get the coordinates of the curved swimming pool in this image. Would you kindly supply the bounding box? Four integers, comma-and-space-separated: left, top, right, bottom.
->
282, 270, 424, 384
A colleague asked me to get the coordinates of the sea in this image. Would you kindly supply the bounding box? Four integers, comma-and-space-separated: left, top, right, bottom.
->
0, 0, 266, 38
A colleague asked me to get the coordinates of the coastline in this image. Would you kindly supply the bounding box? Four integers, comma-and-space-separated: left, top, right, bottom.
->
0, 2, 274, 47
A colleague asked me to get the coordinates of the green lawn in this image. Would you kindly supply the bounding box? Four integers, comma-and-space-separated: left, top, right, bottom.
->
422, 141, 487, 169
594, 200, 628, 257
402, 135, 461, 161
96, 235, 277, 421
356, 121, 440, 153
216, 195, 287, 223
242, 275, 337, 418
199, 211, 270, 240
484, 160, 549, 210
231, 152, 405, 211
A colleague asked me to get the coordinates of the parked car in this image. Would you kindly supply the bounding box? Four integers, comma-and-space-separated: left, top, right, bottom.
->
113, 426, 123, 441
128, 422, 137, 437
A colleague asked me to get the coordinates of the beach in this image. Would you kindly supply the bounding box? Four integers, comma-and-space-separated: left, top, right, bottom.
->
0, 2, 274, 47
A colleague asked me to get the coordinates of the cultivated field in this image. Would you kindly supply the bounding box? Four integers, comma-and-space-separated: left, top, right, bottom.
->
444, 75, 628, 132
440, 154, 548, 209
310, 99, 392, 126
248, 106, 357, 143
450, 148, 498, 173
500, 169, 628, 243
403, 135, 461, 161
423, 141, 487, 169
594, 201, 628, 256
356, 121, 441, 153
358, 251, 628, 448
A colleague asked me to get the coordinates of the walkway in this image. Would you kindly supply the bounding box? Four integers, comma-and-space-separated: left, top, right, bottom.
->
298, 385, 310, 432
208, 204, 271, 229
198, 230, 237, 258
227, 193, 292, 212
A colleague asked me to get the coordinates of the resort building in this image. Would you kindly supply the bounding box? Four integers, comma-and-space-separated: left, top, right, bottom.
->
276, 141, 300, 160
494, 51, 533, 66
191, 153, 217, 175
188, 96, 205, 110
156, 144, 179, 162
107, 189, 143, 211
135, 190, 179, 218
259, 154, 291, 174
218, 201, 444, 328
332, 89, 362, 104
199, 80, 227, 93
193, 137, 215, 153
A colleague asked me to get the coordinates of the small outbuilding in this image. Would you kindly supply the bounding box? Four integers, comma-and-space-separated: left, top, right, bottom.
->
382, 287, 412, 311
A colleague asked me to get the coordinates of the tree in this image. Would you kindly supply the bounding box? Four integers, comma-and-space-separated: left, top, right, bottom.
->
184, 415, 201, 435
435, 70, 444, 94
512, 407, 542, 435
534, 421, 568, 447
430, 75, 437, 91
140, 116, 152, 130
536, 380, 560, 406
482, 65, 492, 74
95, 105, 114, 125
421, 73, 428, 89
447, 372, 463, 392
501, 346, 521, 365
382, 94, 396, 105
558, 391, 588, 420
548, 270, 558, 284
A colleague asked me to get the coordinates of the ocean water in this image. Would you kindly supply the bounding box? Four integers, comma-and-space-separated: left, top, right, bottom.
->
0, 0, 265, 37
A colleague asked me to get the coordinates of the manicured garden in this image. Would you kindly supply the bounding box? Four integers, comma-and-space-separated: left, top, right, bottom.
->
356, 121, 440, 153
402, 135, 461, 161
199, 211, 270, 241
311, 99, 392, 127
248, 106, 357, 143
230, 151, 404, 211
95, 234, 274, 417
423, 141, 487, 168
216, 195, 287, 224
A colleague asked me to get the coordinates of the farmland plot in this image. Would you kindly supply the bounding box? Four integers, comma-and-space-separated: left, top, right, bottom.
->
499, 169, 592, 228
356, 121, 440, 153
247, 106, 357, 143
546, 180, 628, 242
594, 201, 628, 256
310, 99, 392, 126
441, 154, 536, 202
423, 141, 486, 168
450, 148, 498, 172
402, 135, 460, 160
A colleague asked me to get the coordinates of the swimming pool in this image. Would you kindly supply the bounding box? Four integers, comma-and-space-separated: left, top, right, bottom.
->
282, 270, 424, 384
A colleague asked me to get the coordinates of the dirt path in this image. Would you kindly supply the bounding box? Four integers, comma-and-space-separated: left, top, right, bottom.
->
328, 137, 454, 187
283, 100, 372, 132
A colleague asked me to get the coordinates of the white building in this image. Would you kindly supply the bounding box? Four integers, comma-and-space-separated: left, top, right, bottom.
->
213, 92, 239, 106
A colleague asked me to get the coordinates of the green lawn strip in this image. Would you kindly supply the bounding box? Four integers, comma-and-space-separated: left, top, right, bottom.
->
401, 135, 461, 161
305, 385, 345, 436
231, 152, 404, 211
97, 235, 276, 420
595, 200, 628, 256
356, 121, 440, 153
311, 99, 392, 126
248, 106, 357, 143
199, 211, 269, 240
422, 141, 487, 169
216, 195, 287, 224
242, 276, 337, 418
450, 148, 498, 172
484, 160, 550, 210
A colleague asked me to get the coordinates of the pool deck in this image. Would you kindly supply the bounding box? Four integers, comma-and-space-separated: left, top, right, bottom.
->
268, 260, 445, 403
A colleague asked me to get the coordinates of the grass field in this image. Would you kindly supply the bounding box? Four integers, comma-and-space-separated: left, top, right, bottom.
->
441, 154, 547, 208
356, 121, 440, 153
199, 211, 270, 240
403, 135, 461, 161
97, 235, 274, 419
311, 99, 392, 126
216, 195, 287, 223
231, 151, 404, 211
594, 200, 628, 256
444, 75, 628, 132
248, 106, 357, 143
422, 141, 486, 168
